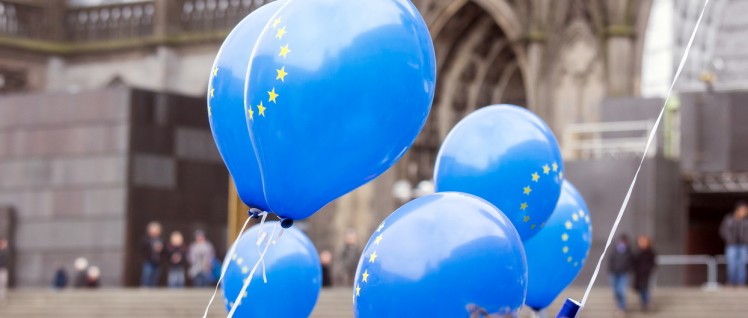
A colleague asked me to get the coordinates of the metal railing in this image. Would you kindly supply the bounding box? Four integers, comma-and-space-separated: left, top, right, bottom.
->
657, 254, 719, 290
563, 120, 656, 160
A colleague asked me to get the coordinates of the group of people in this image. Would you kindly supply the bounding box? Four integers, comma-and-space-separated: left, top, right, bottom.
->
140, 221, 217, 288
608, 234, 657, 315
720, 201, 748, 287
318, 229, 363, 288
51, 257, 101, 289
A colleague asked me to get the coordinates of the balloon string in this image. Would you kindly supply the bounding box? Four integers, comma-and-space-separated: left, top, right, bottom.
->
256, 211, 269, 283
227, 221, 280, 318
581, 0, 710, 306
202, 215, 253, 318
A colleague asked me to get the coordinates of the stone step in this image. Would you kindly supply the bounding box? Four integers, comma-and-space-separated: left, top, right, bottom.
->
0, 287, 746, 317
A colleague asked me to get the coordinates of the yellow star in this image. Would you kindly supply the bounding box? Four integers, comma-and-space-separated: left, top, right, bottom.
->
559, 172, 564, 179
276, 26, 287, 39
237, 258, 243, 265
572, 214, 579, 221
374, 234, 383, 245
241, 291, 248, 298
523, 186, 532, 195
231, 253, 237, 260
241, 266, 249, 274
209, 87, 215, 98
520, 202, 528, 211
523, 215, 530, 223
574, 262, 579, 267
540, 222, 546, 228
565, 221, 573, 229
276, 66, 288, 82
258, 101, 266, 116
530, 224, 537, 230
562, 246, 569, 254
212, 67, 219, 78
578, 210, 585, 217
562, 233, 569, 241
267, 88, 279, 103
356, 284, 361, 296
567, 256, 573, 263
532, 172, 540, 182
272, 18, 281, 28
279, 44, 291, 58
377, 221, 385, 232
543, 164, 551, 174
248, 106, 254, 121
369, 251, 378, 263
552, 162, 559, 172
362, 270, 369, 283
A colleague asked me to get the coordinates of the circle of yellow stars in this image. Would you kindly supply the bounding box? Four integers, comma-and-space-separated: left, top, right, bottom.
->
207, 66, 219, 116
522, 162, 561, 231
353, 220, 386, 304
246, 16, 290, 122
222, 252, 252, 308
559, 209, 591, 268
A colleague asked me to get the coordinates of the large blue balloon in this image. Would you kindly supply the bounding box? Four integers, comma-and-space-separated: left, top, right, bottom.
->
353, 192, 527, 317
244, 0, 436, 221
434, 105, 563, 240
221, 222, 321, 317
524, 181, 592, 311
208, 1, 283, 211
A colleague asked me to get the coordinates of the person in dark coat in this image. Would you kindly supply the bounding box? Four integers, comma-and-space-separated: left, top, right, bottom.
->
608, 234, 633, 314
166, 231, 188, 288
633, 235, 657, 312
52, 266, 68, 289
140, 221, 164, 287
720, 201, 748, 286
319, 250, 333, 288
73, 257, 89, 288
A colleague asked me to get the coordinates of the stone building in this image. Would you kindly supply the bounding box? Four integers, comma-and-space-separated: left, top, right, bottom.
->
7, 0, 739, 287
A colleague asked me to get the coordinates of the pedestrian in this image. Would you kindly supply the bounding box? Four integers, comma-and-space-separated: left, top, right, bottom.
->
633, 235, 657, 312
608, 234, 633, 315
73, 257, 89, 288
166, 231, 188, 288
335, 229, 361, 287
85, 266, 101, 288
0, 238, 9, 303
140, 221, 164, 287
52, 266, 68, 289
188, 230, 215, 287
319, 250, 333, 288
720, 201, 748, 287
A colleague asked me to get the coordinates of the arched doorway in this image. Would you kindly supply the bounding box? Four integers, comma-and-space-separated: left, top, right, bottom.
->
402, 1, 527, 185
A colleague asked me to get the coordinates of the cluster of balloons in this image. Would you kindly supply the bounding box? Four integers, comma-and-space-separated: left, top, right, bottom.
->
210, 0, 593, 316
354, 105, 593, 316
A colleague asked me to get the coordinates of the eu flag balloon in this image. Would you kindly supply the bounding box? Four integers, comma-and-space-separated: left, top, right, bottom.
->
434, 105, 563, 240
244, 0, 436, 221
207, 1, 283, 211
354, 192, 527, 317
524, 181, 592, 311
221, 222, 321, 317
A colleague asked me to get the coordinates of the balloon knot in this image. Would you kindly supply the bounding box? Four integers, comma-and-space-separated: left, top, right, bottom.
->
248, 208, 263, 219
279, 218, 294, 229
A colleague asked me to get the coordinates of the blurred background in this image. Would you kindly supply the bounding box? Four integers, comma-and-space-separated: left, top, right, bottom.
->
0, 0, 746, 316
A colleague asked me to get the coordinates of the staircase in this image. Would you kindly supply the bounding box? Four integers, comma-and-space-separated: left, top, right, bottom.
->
0, 287, 745, 317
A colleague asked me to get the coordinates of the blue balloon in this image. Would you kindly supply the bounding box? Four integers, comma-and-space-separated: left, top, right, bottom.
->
208, 1, 283, 211
221, 222, 321, 317
524, 181, 592, 311
244, 0, 436, 221
354, 192, 527, 317
434, 105, 563, 240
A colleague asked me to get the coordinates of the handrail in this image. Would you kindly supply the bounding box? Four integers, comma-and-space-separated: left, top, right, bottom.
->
657, 254, 719, 290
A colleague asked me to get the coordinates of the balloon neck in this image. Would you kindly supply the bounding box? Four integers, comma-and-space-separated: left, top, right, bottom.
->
279, 217, 294, 229
555, 298, 582, 318
248, 208, 263, 219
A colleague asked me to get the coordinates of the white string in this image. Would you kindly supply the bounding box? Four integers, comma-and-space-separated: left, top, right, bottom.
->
581, 0, 710, 305
202, 215, 252, 318
227, 222, 281, 318
256, 212, 269, 283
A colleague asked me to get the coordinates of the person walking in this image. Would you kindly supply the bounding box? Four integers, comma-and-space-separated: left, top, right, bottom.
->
609, 234, 633, 315
73, 257, 89, 288
720, 201, 748, 287
0, 238, 9, 303
166, 231, 188, 288
188, 230, 215, 287
140, 221, 164, 287
335, 229, 361, 287
633, 235, 657, 312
